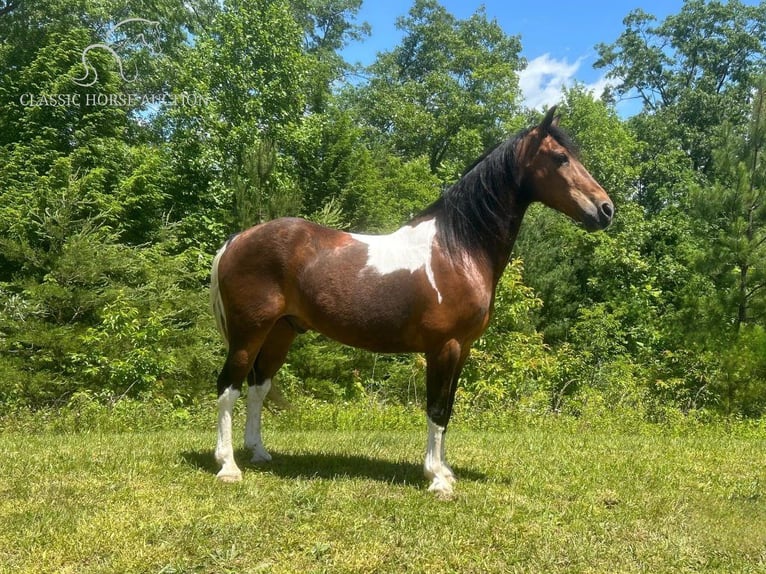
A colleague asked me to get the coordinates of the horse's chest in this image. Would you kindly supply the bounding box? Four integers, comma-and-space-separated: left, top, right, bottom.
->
350, 220, 442, 303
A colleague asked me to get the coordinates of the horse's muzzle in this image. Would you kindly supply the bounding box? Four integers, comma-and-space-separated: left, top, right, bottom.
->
598, 201, 614, 228
582, 200, 614, 231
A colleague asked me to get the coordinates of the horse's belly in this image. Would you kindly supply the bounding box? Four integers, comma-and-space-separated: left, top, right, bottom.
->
292, 271, 432, 353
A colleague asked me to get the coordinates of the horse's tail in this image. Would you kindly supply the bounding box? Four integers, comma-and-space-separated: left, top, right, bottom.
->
210, 241, 229, 347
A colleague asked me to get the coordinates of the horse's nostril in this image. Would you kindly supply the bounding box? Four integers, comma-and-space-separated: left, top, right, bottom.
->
601, 202, 614, 219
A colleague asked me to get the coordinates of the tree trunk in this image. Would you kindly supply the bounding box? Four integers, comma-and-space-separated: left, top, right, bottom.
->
737, 262, 748, 332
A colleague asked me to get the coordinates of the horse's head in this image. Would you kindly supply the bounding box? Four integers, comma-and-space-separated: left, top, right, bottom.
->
517, 106, 613, 231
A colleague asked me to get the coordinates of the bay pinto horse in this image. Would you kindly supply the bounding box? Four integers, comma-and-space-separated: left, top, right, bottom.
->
210, 106, 613, 497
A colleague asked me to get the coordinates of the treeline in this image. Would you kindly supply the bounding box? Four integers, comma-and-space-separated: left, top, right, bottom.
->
0, 0, 765, 417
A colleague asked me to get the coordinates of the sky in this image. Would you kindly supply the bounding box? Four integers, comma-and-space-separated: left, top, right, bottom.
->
340, 1, 751, 116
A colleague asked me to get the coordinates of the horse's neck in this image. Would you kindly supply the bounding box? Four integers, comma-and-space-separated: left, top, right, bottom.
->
416, 175, 529, 286
484, 199, 528, 286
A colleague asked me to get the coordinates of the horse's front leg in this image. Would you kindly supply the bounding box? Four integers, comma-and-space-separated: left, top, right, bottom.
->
424, 340, 468, 498
425, 417, 455, 492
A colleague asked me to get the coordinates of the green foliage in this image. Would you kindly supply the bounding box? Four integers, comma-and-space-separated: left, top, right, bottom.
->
692, 80, 766, 331
288, 108, 375, 222
712, 326, 766, 417
460, 259, 552, 409
0, 229, 220, 406
293, 0, 369, 112
346, 154, 441, 232
346, 0, 524, 177
284, 334, 426, 405
596, 0, 766, 171
1, 0, 766, 420
71, 297, 175, 397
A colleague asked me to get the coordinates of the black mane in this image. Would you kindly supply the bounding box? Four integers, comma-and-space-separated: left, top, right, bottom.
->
416, 125, 578, 262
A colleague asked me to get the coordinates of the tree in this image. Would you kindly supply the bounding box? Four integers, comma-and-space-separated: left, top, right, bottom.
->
0, 0, 220, 406
292, 0, 370, 112
596, 0, 766, 172
160, 0, 311, 237
592, 2, 766, 414
347, 0, 523, 179
694, 79, 766, 332
596, 1, 766, 111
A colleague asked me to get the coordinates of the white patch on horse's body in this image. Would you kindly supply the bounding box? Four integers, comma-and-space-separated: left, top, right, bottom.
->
351, 219, 443, 303
215, 387, 242, 482
245, 379, 272, 462
423, 417, 456, 496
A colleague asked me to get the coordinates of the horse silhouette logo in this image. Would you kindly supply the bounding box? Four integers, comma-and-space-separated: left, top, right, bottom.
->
73, 17, 161, 87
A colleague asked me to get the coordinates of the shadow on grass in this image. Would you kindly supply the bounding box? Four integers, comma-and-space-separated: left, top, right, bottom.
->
181, 448, 487, 487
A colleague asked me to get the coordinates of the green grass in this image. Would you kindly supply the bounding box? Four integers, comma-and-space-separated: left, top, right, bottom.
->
1, 404, 765, 573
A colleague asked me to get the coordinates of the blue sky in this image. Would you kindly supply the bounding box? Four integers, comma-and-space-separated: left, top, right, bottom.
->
341, 1, 755, 115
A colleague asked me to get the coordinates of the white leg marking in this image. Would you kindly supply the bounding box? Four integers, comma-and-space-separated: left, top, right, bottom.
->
215, 387, 242, 482
424, 417, 456, 496
245, 378, 272, 463
351, 219, 443, 303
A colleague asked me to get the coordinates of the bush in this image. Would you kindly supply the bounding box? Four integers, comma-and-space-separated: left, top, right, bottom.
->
0, 222, 221, 407
711, 326, 766, 417
459, 259, 556, 409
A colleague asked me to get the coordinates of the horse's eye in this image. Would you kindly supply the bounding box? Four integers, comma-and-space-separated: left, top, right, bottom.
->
554, 152, 569, 166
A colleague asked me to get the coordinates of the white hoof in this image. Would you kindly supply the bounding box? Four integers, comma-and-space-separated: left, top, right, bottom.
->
216, 467, 243, 483
428, 476, 455, 499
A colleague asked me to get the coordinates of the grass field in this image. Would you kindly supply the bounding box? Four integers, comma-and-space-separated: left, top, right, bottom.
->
1, 402, 765, 573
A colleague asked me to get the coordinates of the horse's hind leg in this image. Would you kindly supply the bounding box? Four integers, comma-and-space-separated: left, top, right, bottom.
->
245, 318, 297, 463
215, 328, 273, 482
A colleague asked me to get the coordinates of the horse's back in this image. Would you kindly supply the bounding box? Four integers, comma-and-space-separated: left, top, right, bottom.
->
220, 217, 345, 272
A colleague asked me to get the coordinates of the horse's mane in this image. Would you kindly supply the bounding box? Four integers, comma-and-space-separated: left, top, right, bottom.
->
415, 124, 578, 260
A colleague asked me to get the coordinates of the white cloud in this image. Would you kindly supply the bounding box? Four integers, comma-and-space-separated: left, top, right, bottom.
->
518, 54, 615, 110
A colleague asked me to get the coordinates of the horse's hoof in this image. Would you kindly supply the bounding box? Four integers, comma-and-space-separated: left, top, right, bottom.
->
443, 467, 457, 485
216, 468, 243, 483
428, 477, 455, 500
250, 449, 272, 463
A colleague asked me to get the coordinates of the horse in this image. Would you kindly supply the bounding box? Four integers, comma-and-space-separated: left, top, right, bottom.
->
210, 106, 614, 497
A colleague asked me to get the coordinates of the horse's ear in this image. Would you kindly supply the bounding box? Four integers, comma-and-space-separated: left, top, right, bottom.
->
513, 105, 558, 188
540, 105, 558, 134
520, 105, 558, 162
